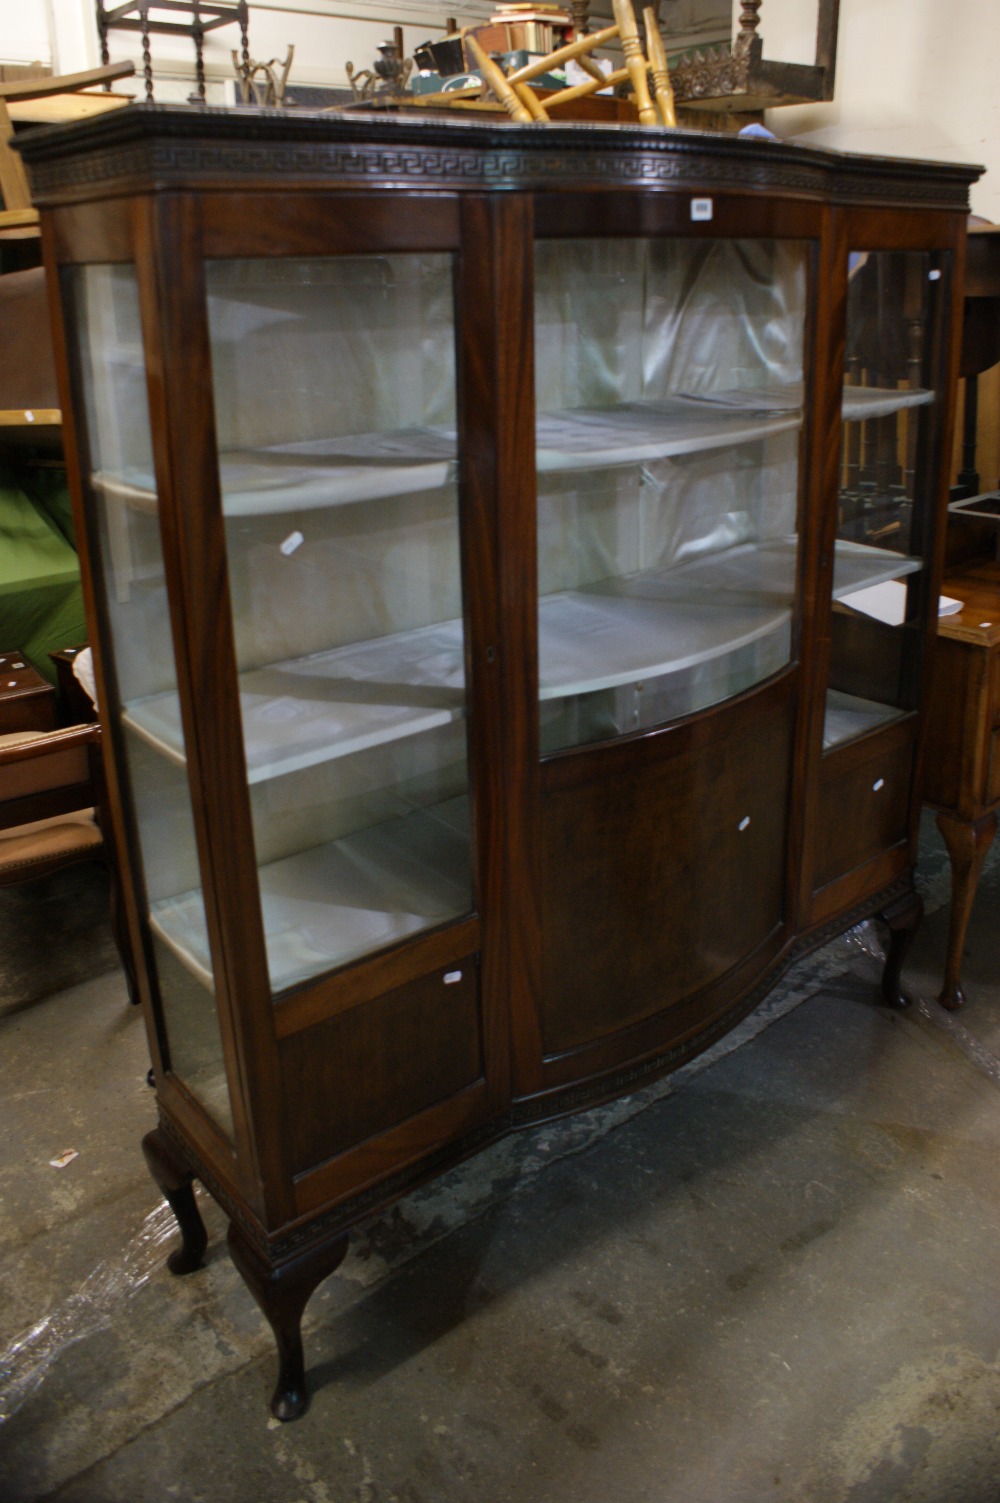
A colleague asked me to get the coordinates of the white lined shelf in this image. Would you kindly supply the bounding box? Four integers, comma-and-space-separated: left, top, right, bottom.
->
122, 541, 795, 780
841, 384, 933, 422
122, 536, 929, 782
537, 539, 798, 697
824, 691, 903, 750
148, 796, 472, 994
92, 385, 804, 518
91, 384, 931, 519
535, 393, 801, 472
123, 620, 467, 783
831, 538, 923, 600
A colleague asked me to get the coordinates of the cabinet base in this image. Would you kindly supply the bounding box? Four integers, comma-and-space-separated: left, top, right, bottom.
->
146, 871, 925, 1419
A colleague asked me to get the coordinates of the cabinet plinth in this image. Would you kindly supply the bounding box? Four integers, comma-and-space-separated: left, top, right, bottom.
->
20, 106, 977, 1418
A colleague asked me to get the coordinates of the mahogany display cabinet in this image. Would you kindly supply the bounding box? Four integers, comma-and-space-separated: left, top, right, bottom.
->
18, 107, 978, 1419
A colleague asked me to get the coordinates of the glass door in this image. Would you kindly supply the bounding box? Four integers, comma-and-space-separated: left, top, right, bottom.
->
74, 263, 234, 1134
533, 236, 809, 755
824, 249, 945, 749
85, 254, 473, 1006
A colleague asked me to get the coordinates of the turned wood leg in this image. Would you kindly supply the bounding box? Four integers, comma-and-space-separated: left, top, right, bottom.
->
935, 809, 997, 1012
878, 889, 923, 1010
227, 1223, 350, 1422
142, 1128, 208, 1275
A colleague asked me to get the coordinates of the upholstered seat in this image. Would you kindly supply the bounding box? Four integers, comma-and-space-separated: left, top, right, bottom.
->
0, 718, 141, 1004
0, 806, 102, 878
0, 724, 104, 885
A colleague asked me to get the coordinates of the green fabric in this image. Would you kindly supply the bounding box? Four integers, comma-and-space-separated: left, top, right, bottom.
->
17, 462, 76, 548
0, 463, 86, 684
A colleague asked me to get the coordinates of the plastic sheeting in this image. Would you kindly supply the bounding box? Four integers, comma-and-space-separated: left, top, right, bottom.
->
0, 1200, 180, 1425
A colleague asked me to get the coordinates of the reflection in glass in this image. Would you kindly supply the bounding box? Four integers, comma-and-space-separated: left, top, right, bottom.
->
534, 238, 808, 754
825, 250, 941, 749
73, 264, 233, 1134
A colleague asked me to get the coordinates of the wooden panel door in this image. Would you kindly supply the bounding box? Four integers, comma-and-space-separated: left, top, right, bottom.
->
806, 207, 966, 916
539, 680, 795, 1064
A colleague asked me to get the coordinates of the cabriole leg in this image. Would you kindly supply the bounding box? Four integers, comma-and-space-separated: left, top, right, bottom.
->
878, 889, 923, 1010
935, 810, 997, 1011
142, 1127, 208, 1275
227, 1223, 350, 1422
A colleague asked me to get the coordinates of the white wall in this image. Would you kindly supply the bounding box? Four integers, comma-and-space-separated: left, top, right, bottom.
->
48, 0, 101, 73
1, 4, 53, 67
761, 0, 1000, 222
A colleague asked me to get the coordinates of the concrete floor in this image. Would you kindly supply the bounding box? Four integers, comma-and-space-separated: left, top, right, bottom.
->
1, 817, 999, 1503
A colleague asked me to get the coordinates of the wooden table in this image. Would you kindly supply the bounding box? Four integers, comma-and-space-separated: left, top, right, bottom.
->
923, 560, 1000, 1008
0, 648, 56, 733
49, 645, 97, 725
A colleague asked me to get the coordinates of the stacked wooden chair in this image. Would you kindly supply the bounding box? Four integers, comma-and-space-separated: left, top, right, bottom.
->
466, 0, 676, 126
0, 706, 141, 1006
0, 63, 134, 242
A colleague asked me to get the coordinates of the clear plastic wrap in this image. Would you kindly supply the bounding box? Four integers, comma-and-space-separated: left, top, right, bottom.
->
0, 1199, 181, 1424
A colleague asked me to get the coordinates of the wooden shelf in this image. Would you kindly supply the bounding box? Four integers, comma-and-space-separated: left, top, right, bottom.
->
93, 425, 459, 516
535, 391, 802, 472
25, 100, 974, 1422
0, 407, 60, 426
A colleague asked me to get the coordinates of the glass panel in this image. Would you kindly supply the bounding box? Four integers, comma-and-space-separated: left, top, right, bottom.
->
534, 238, 808, 754
199, 254, 473, 995
824, 250, 942, 750
72, 264, 233, 1134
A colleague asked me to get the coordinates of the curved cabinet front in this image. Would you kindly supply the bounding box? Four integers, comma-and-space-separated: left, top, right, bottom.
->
538, 676, 795, 1071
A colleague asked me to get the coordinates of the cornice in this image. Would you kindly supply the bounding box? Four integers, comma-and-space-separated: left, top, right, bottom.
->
16, 104, 981, 213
